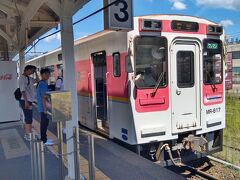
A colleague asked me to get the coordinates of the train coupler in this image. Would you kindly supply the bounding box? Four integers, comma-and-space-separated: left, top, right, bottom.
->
149, 145, 157, 160
183, 135, 208, 153
155, 143, 183, 166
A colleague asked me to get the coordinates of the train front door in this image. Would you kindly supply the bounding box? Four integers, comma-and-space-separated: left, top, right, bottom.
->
92, 51, 109, 133
171, 42, 201, 133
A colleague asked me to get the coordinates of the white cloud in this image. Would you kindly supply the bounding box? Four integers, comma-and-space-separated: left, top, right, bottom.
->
195, 0, 240, 10
43, 32, 61, 43
220, 20, 234, 27
169, 0, 187, 10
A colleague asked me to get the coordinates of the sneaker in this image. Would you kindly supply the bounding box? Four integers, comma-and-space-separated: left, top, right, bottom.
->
62, 128, 67, 134
44, 139, 54, 146
24, 134, 31, 141
47, 139, 54, 143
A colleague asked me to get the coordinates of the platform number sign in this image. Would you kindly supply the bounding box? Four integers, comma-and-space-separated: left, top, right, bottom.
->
104, 0, 133, 31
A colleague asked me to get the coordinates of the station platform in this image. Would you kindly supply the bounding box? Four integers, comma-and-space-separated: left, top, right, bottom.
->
0, 122, 65, 180
0, 111, 184, 180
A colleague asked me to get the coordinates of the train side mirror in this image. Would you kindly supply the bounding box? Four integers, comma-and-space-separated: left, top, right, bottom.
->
125, 55, 133, 73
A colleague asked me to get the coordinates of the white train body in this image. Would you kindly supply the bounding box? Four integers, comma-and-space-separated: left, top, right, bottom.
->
27, 15, 225, 160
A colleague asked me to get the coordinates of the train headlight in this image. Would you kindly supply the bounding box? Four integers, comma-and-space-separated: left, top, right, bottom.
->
208, 25, 215, 33
216, 26, 223, 34
207, 25, 223, 35
140, 19, 162, 31
153, 21, 161, 29
143, 20, 152, 29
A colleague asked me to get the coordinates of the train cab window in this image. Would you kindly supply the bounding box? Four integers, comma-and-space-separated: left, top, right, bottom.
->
203, 39, 223, 85
134, 36, 167, 89
58, 53, 62, 61
113, 52, 121, 77
177, 51, 194, 88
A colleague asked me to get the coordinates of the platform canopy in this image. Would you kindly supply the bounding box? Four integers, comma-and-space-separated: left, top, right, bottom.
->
0, 0, 90, 61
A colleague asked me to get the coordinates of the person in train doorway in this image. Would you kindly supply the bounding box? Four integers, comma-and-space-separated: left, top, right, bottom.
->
36, 68, 53, 145
55, 69, 67, 134
55, 69, 64, 91
19, 65, 39, 141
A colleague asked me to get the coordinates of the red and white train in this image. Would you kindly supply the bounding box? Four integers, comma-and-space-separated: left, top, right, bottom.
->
27, 14, 225, 164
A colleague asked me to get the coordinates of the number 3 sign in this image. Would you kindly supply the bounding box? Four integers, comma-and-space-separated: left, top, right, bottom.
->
104, 0, 133, 31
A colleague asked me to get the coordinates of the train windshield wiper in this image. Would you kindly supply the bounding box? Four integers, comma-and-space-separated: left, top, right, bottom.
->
206, 70, 217, 92
150, 71, 165, 97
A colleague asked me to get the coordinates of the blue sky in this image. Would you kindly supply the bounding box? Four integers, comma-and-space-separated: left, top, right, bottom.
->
26, 0, 240, 57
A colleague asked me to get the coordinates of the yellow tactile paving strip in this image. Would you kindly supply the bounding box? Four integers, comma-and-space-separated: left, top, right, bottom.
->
32, 119, 110, 180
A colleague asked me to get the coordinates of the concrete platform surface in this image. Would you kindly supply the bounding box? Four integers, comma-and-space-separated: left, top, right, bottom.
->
0, 107, 184, 180
0, 123, 66, 180
33, 105, 184, 180
34, 103, 185, 180
78, 129, 185, 180
32, 118, 184, 180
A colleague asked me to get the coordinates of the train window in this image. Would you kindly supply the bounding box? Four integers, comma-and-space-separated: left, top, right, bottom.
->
171, 20, 199, 32
58, 54, 62, 61
134, 36, 167, 89
113, 52, 121, 77
177, 51, 194, 88
203, 39, 223, 85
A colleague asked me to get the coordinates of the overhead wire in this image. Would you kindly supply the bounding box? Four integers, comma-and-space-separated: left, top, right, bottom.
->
227, 31, 240, 36
25, 0, 121, 55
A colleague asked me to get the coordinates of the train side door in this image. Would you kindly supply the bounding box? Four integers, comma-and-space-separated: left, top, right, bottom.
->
92, 52, 109, 134
171, 42, 201, 133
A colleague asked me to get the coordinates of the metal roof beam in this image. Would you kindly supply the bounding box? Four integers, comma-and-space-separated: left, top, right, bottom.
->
0, 0, 91, 56
21, 0, 47, 26
0, 0, 16, 9
0, 4, 16, 17
30, 20, 59, 28
0, 0, 25, 12
19, 0, 47, 49
0, 29, 13, 46
0, 18, 15, 25
45, 0, 61, 16
27, 26, 54, 47
73, 0, 91, 14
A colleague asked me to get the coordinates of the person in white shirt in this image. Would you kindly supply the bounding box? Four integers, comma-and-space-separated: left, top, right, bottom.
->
55, 76, 64, 91
55, 70, 64, 91
19, 65, 39, 140
55, 70, 67, 134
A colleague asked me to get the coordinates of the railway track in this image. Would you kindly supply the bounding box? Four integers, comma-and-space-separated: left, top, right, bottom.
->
78, 126, 239, 179
165, 155, 240, 180
182, 164, 218, 180
163, 159, 219, 180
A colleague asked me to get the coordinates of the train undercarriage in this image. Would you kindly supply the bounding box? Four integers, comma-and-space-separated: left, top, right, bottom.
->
135, 130, 223, 166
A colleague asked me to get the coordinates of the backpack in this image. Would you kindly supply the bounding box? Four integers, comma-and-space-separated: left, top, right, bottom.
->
14, 76, 30, 101
14, 88, 22, 101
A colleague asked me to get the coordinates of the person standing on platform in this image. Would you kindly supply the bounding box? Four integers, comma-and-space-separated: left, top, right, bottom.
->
55, 69, 64, 91
19, 65, 39, 141
55, 69, 67, 134
36, 68, 53, 145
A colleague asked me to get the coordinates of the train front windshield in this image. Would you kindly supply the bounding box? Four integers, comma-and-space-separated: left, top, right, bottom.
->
135, 36, 167, 89
203, 39, 223, 85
